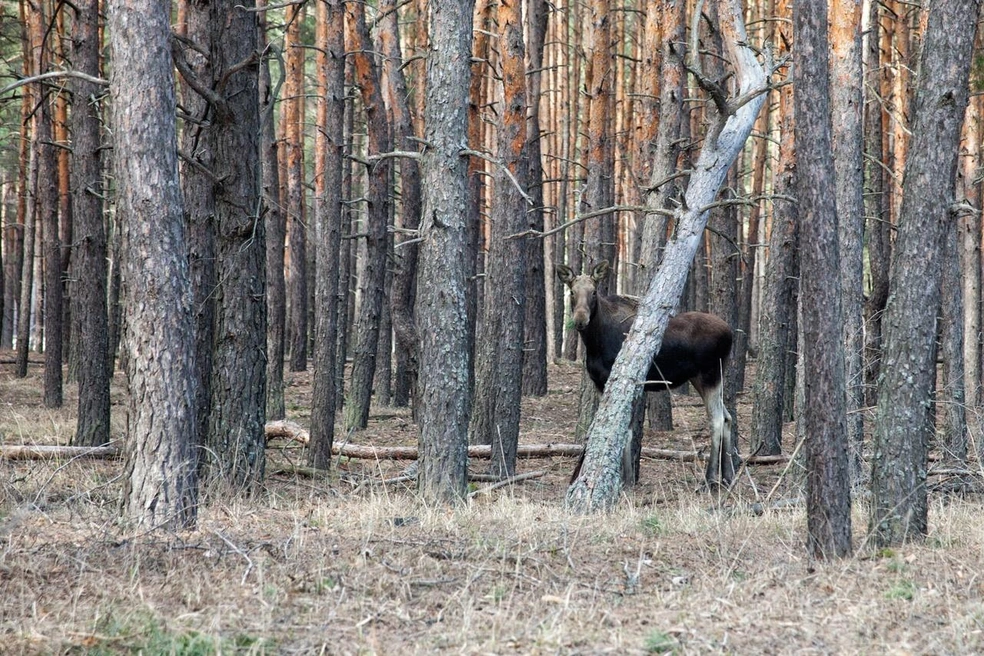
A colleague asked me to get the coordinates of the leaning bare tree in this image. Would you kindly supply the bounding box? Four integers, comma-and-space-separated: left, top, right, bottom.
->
566, 0, 769, 513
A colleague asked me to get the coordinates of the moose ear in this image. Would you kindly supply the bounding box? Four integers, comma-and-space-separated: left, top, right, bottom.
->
556, 264, 575, 285
590, 260, 610, 282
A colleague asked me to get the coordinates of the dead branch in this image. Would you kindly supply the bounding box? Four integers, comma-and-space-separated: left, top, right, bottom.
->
468, 470, 549, 497
0, 445, 121, 460
0, 70, 108, 98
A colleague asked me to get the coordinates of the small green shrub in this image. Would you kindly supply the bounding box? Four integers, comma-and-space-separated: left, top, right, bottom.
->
644, 630, 677, 654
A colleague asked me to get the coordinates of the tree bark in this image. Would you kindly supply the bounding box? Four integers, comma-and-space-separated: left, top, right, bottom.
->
176, 0, 216, 463
941, 204, 967, 465
829, 0, 865, 483
16, 2, 40, 379
795, 0, 853, 560
377, 0, 422, 409
572, 0, 616, 450
283, 3, 308, 372
870, 0, 981, 546
959, 93, 981, 406
199, 0, 267, 492
342, 2, 394, 432
638, 0, 686, 434
28, 0, 64, 408
416, 0, 476, 504
3, 0, 31, 350
522, 0, 549, 398
109, 0, 199, 530
259, 0, 286, 421
578, 0, 616, 280
862, 0, 892, 407
70, 0, 111, 446
307, 0, 346, 470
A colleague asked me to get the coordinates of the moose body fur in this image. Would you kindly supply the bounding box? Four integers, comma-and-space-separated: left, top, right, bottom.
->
558, 261, 737, 487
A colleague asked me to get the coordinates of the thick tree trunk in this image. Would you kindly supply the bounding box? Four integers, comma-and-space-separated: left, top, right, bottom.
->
110, 0, 198, 530
795, 0, 853, 560
870, 0, 981, 546
201, 0, 267, 492
70, 0, 111, 447
416, 0, 476, 504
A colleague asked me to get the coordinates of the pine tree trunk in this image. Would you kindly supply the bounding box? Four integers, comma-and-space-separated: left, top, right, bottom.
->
29, 1, 64, 408
469, 0, 529, 477
308, 0, 346, 471
750, 0, 796, 458
795, 0, 853, 560
176, 0, 216, 461
941, 205, 967, 465
638, 0, 685, 433
110, 0, 199, 530
870, 0, 981, 546
578, 0, 615, 279
377, 0, 422, 409
70, 0, 111, 446
416, 0, 476, 504
863, 0, 892, 406
522, 0, 549, 398
959, 92, 981, 406
201, 0, 267, 492
259, 0, 286, 421
342, 2, 393, 432
283, 4, 308, 372
829, 0, 865, 483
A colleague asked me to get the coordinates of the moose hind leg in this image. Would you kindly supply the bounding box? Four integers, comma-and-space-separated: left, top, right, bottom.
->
697, 379, 734, 488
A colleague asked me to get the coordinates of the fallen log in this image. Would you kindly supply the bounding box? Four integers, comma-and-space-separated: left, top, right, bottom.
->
265, 420, 789, 464
0, 444, 122, 460
2, 421, 792, 465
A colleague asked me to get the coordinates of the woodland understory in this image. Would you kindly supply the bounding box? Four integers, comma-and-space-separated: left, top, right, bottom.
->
2, 356, 984, 654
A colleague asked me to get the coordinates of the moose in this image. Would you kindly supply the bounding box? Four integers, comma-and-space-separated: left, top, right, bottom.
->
557, 260, 737, 488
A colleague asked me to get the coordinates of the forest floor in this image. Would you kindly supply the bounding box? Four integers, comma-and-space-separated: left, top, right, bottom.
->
2, 352, 984, 655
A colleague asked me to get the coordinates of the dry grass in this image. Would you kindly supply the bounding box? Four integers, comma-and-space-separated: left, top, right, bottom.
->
2, 353, 984, 655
